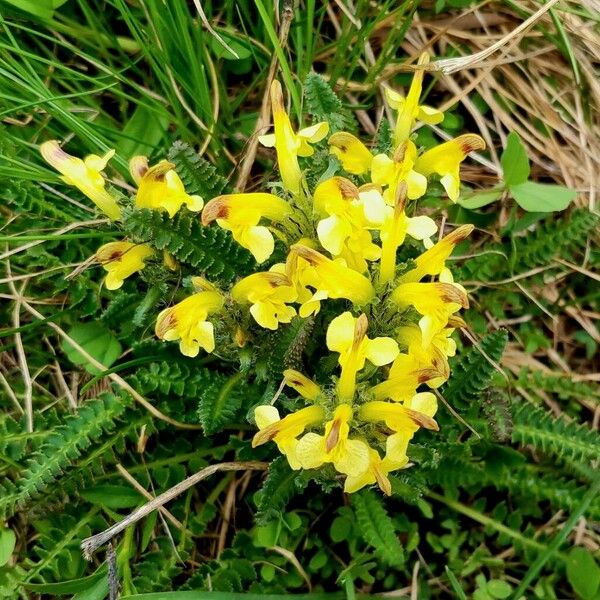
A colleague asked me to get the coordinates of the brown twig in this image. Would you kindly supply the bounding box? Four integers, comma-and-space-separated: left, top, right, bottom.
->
80, 461, 268, 559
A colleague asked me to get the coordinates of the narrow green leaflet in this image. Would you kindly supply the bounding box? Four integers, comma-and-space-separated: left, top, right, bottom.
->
501, 132, 530, 186
510, 181, 576, 213
0, 528, 16, 566
457, 189, 503, 209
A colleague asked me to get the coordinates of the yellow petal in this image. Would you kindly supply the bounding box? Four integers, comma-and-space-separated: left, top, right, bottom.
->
255, 405, 280, 428
371, 153, 396, 186
333, 438, 370, 477
406, 215, 438, 241
317, 215, 352, 255
385, 431, 412, 464
258, 133, 276, 148
298, 121, 329, 144
202, 193, 291, 225
399, 224, 474, 283
96, 242, 154, 289
364, 337, 400, 366
296, 432, 326, 469
241, 225, 275, 264
326, 311, 356, 353
328, 132, 374, 175
418, 105, 444, 125
406, 392, 438, 418
283, 369, 321, 400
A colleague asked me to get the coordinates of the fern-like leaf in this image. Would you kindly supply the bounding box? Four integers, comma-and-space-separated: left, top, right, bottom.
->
512, 401, 600, 464
122, 207, 255, 282
255, 457, 308, 525
0, 393, 128, 517
304, 72, 356, 133
197, 373, 247, 435
442, 329, 508, 410
352, 489, 404, 567
167, 141, 228, 199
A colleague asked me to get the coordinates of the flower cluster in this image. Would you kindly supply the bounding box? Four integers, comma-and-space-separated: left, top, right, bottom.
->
41, 53, 484, 494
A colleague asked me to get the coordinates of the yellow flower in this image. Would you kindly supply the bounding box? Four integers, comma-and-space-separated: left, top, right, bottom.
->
327, 312, 399, 401
155, 291, 223, 357
283, 369, 321, 400
314, 178, 386, 272
414, 134, 486, 201
202, 193, 292, 263
398, 224, 474, 283
252, 404, 325, 469
360, 393, 439, 461
96, 241, 154, 290
385, 52, 443, 146
369, 351, 446, 402
289, 244, 376, 307
397, 324, 456, 388
371, 141, 429, 205
344, 441, 410, 495
296, 404, 370, 477
284, 241, 326, 317
378, 184, 438, 285
130, 158, 203, 217
231, 271, 297, 330
328, 132, 373, 175
40, 140, 121, 220
258, 80, 329, 195
391, 282, 468, 346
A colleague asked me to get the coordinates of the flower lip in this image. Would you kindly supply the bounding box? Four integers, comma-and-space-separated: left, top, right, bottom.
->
458, 133, 486, 154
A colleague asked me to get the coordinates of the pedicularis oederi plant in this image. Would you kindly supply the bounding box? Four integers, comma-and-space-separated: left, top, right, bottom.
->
40, 53, 486, 496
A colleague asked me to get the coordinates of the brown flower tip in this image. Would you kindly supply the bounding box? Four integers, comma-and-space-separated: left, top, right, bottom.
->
201, 198, 229, 225
325, 418, 342, 453
334, 176, 359, 200
458, 134, 486, 154
437, 283, 469, 309
405, 407, 439, 431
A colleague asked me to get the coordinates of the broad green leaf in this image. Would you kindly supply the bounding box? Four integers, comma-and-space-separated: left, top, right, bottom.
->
501, 131, 530, 186
81, 485, 143, 509
208, 29, 252, 60
510, 181, 576, 212
0, 528, 16, 566
116, 105, 169, 159
0, 0, 67, 20
62, 322, 122, 375
567, 547, 600, 600
457, 189, 502, 210
486, 579, 512, 598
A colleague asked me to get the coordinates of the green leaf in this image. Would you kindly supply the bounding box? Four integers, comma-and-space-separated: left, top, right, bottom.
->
23, 567, 107, 593
457, 189, 502, 209
445, 567, 467, 600
0, 528, 16, 566
207, 29, 252, 60
62, 322, 122, 375
501, 132, 530, 186
0, 0, 66, 20
510, 181, 576, 213
566, 547, 600, 600
352, 490, 404, 567
80, 484, 143, 509
486, 579, 512, 599
116, 104, 169, 159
